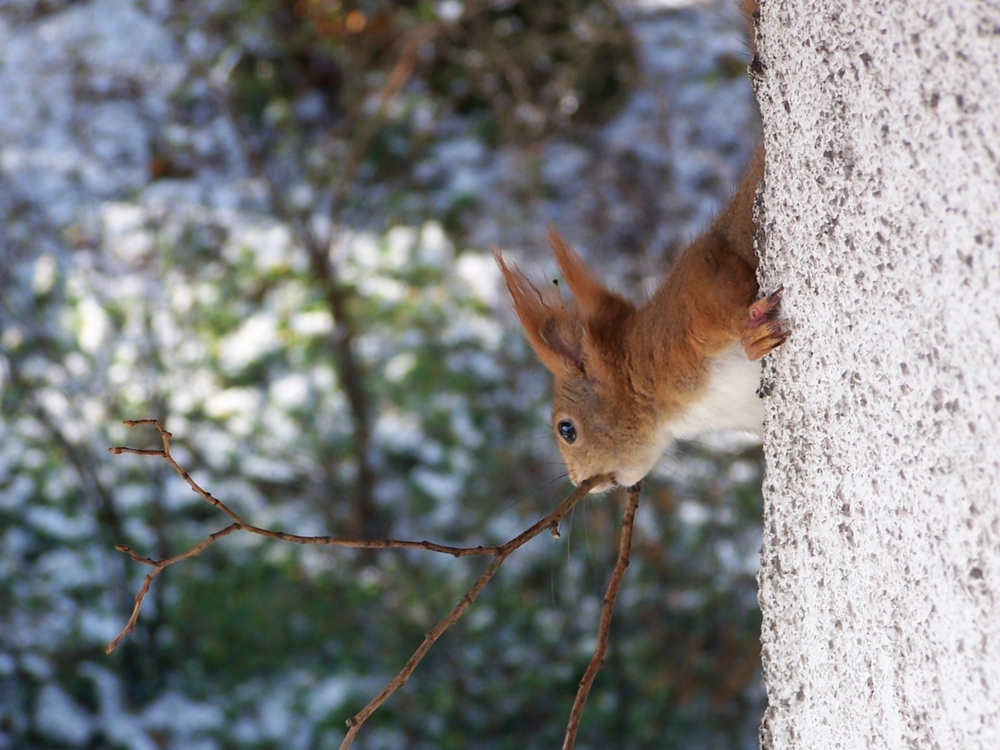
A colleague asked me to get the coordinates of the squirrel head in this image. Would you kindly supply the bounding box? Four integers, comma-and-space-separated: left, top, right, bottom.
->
495, 228, 670, 492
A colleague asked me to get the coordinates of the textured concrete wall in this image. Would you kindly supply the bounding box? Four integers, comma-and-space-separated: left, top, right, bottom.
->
753, 1, 1000, 747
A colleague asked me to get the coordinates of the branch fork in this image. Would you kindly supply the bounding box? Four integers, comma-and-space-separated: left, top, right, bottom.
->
108, 418, 640, 749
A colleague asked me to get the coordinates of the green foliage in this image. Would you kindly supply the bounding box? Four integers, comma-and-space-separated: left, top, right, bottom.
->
0, 0, 766, 747
227, 0, 636, 140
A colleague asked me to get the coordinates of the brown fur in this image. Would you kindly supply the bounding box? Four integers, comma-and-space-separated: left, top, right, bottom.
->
495, 0, 783, 489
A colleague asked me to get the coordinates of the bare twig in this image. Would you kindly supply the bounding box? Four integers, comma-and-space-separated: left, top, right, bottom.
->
108, 420, 504, 557
562, 482, 641, 750
338, 475, 604, 748
325, 23, 440, 218
108, 418, 615, 749
105, 524, 241, 653
107, 419, 608, 750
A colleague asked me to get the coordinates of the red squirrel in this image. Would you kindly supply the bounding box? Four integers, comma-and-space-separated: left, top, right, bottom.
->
494, 0, 785, 493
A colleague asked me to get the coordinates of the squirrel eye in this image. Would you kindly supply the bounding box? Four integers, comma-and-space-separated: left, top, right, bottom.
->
556, 420, 577, 444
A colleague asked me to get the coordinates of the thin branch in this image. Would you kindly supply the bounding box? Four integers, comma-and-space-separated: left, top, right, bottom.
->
109, 421, 504, 555
562, 482, 641, 750
105, 524, 241, 653
325, 23, 439, 219
339, 476, 604, 749
108, 418, 624, 747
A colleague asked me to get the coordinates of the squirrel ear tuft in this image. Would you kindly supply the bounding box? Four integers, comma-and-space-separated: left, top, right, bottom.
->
494, 249, 587, 376
546, 226, 635, 324
546, 226, 613, 319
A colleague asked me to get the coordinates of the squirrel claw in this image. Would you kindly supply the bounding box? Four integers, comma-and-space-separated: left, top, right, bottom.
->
742, 287, 789, 361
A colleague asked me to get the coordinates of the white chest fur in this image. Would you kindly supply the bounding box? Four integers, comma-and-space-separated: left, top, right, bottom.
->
665, 343, 765, 439
595, 344, 766, 490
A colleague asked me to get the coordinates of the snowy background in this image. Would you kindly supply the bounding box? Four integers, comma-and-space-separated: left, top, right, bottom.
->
0, 0, 765, 747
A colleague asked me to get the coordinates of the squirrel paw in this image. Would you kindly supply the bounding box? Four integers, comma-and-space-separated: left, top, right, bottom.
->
742, 287, 789, 361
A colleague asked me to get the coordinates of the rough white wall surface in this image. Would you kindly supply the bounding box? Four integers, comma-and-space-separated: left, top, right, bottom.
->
753, 0, 1000, 748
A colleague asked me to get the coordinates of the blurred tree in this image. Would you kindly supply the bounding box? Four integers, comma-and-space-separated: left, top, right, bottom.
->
0, 0, 767, 748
